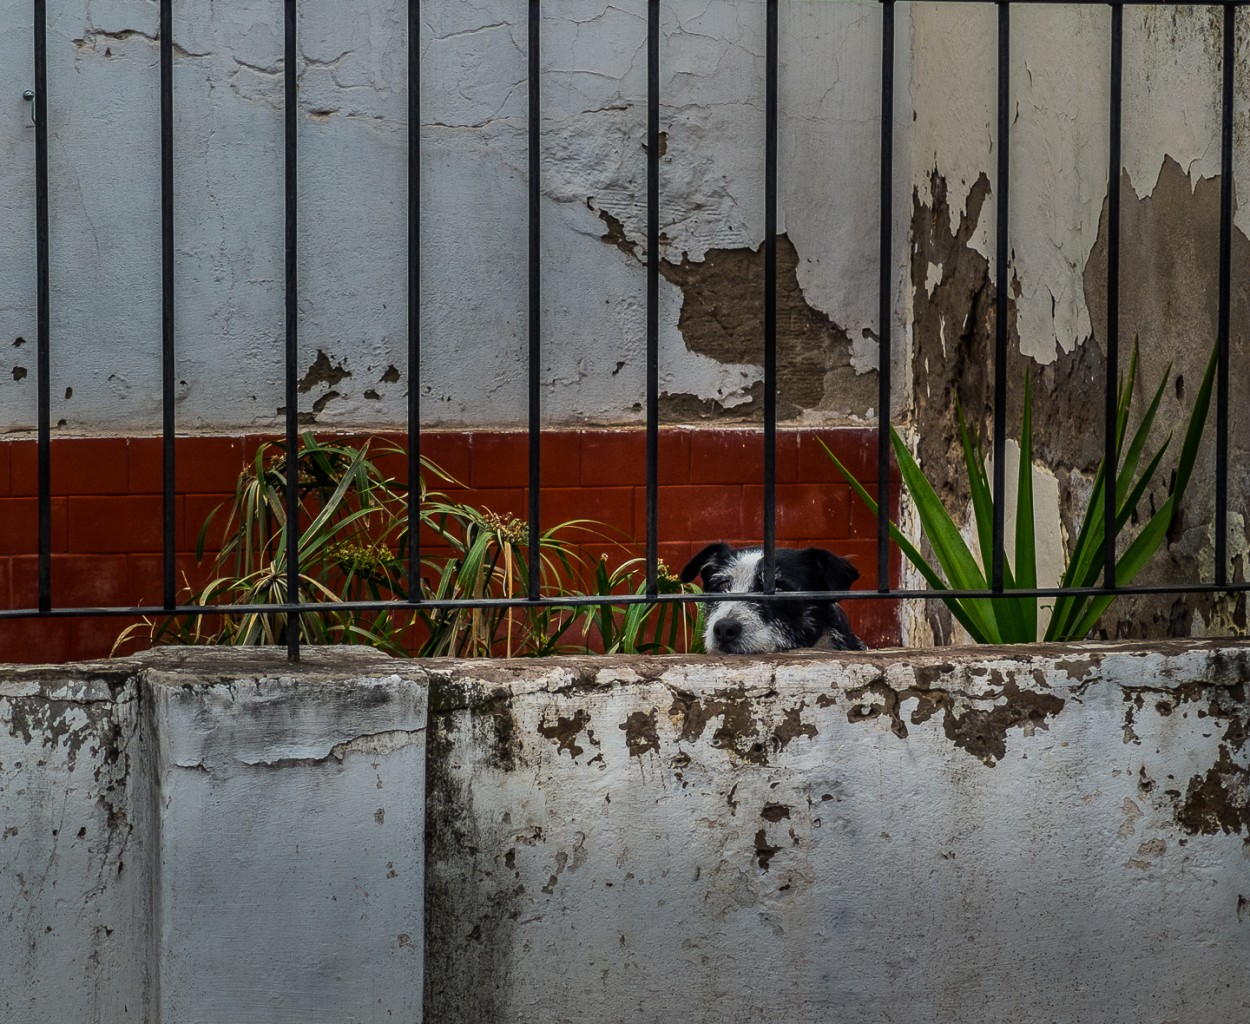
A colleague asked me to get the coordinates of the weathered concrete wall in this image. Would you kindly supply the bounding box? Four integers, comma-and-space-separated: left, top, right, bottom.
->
424, 640, 1250, 1023
908, 6, 1250, 644
0, 661, 150, 1023
5, 2, 1249, 645
0, 647, 426, 1024
4, 641, 1248, 1022
1, 0, 903, 432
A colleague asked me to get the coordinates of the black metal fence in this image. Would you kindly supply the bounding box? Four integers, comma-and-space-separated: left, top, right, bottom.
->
8, 1, 1248, 659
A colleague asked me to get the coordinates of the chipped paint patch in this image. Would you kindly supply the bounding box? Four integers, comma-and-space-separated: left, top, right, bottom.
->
1176, 747, 1250, 841
538, 708, 597, 760
597, 207, 875, 420
846, 664, 1066, 765
619, 709, 659, 758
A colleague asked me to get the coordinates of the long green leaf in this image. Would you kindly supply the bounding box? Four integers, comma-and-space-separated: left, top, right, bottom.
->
1169, 340, 1218, 518
1048, 346, 1143, 640
1117, 360, 1171, 502
958, 402, 996, 582
957, 403, 1027, 640
821, 439, 991, 641
1053, 342, 1216, 640
888, 429, 1003, 642
1066, 495, 1176, 639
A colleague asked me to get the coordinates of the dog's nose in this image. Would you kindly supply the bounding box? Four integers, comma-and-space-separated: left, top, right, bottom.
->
713, 618, 742, 646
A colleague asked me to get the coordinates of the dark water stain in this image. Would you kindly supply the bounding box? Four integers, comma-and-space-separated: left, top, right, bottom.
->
619, 709, 659, 758
537, 708, 596, 760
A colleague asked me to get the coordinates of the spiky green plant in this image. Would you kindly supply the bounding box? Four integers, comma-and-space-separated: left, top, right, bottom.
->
114, 434, 424, 654
413, 502, 593, 658
824, 340, 1217, 643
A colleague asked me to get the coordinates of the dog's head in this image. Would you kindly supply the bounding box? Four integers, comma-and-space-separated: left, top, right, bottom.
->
679, 543, 865, 654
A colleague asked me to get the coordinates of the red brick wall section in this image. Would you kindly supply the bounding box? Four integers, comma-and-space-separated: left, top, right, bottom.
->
0, 428, 901, 662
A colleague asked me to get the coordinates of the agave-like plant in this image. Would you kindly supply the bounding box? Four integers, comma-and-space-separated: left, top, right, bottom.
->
824, 340, 1217, 643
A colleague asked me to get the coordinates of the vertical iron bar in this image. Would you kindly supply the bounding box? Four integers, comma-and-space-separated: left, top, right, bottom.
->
992, 1, 1009, 593
528, 0, 541, 602
877, 0, 894, 595
160, 0, 176, 610
408, 0, 421, 604
33, 0, 51, 614
284, 0, 301, 658
763, 0, 778, 593
1216, 2, 1234, 588
1105, 3, 1122, 590
646, 0, 659, 598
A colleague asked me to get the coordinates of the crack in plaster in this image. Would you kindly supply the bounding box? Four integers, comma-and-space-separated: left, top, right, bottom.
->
73, 28, 211, 59
178, 727, 425, 772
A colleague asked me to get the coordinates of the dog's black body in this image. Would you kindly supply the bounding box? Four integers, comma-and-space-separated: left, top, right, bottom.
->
680, 543, 867, 654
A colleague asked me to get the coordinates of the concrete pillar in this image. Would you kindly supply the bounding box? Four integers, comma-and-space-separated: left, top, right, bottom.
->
1, 647, 427, 1024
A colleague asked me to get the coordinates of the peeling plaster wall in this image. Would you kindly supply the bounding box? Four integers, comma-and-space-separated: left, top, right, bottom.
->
0, 648, 426, 1024
1, 0, 905, 432
424, 639, 1250, 1024
907, 6, 1250, 644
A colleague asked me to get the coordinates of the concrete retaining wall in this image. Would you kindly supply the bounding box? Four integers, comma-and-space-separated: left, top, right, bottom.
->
3, 641, 1248, 1022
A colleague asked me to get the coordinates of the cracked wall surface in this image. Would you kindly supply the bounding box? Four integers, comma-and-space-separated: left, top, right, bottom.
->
0, 647, 426, 1024
2, 0, 901, 431
0, 664, 149, 1023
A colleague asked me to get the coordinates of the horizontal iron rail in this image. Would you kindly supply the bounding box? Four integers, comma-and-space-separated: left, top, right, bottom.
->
885, 1, 1250, 5
3, 580, 1249, 622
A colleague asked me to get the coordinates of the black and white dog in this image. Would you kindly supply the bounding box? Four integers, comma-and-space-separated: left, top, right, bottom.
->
679, 543, 867, 654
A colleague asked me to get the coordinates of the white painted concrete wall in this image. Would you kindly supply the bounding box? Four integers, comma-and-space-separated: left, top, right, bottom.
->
0, 663, 151, 1023
912, 4, 1248, 365
6, 3, 1243, 434
4, 641, 1248, 1022
425, 640, 1250, 1023
0, 647, 427, 1024
0, 0, 906, 432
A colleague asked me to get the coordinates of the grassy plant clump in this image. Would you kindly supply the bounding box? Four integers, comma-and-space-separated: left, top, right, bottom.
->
580, 557, 705, 655
114, 432, 700, 658
825, 339, 1217, 643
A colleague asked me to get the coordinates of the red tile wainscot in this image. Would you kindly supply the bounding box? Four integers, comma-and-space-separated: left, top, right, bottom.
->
0, 428, 902, 661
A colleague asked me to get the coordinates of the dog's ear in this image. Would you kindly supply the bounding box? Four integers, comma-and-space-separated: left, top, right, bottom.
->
680, 543, 734, 584
807, 547, 859, 592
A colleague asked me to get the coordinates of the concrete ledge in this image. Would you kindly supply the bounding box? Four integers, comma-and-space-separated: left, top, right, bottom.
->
1, 661, 147, 1023
422, 639, 1250, 1024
